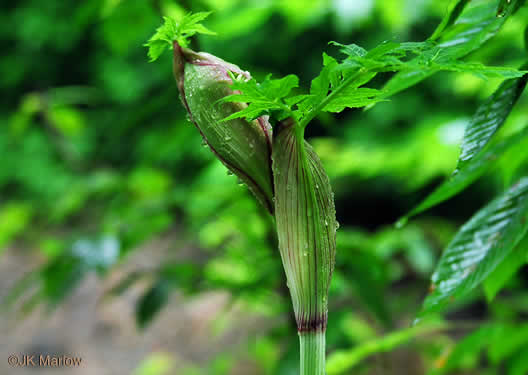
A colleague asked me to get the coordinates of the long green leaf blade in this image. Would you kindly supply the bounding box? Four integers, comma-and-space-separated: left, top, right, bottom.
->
398, 73, 528, 224
430, 0, 472, 40
483, 235, 528, 300
458, 71, 528, 171
418, 177, 528, 317
380, 0, 522, 99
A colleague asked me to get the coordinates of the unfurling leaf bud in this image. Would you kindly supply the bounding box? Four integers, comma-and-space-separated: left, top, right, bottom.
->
173, 43, 274, 213
272, 119, 337, 373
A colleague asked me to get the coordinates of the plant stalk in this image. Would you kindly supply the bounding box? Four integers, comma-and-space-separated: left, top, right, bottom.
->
299, 330, 326, 375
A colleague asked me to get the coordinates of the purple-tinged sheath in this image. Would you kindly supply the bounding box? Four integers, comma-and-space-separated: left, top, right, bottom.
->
173, 43, 274, 213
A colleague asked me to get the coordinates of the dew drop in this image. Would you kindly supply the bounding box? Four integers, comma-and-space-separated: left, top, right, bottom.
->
324, 220, 328, 226
201, 139, 208, 147
226, 170, 234, 176
303, 252, 308, 257
225, 136, 232, 141
237, 178, 244, 186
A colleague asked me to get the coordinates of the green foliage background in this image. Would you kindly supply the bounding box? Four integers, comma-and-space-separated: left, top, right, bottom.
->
1, 0, 528, 374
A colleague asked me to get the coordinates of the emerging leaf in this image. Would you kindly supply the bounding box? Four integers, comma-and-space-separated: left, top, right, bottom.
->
219, 74, 299, 121
145, 13, 216, 62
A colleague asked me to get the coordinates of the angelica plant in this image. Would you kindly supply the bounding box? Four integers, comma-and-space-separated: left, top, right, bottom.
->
146, 2, 528, 373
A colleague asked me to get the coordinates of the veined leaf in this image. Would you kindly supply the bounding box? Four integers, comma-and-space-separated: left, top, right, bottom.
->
398, 73, 528, 224
457, 70, 528, 170
322, 87, 384, 112
419, 177, 528, 317
220, 74, 298, 121
483, 235, 528, 300
432, 62, 526, 78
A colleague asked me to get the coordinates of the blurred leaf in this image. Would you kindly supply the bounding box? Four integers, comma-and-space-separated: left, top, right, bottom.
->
327, 321, 445, 374
508, 346, 528, 375
211, 3, 273, 39
101, 0, 159, 55
431, 323, 495, 374
133, 352, 174, 375
488, 323, 528, 364
136, 279, 170, 329
41, 256, 87, 306
106, 271, 146, 298
419, 177, 528, 317
48, 105, 86, 136
337, 249, 391, 325
0, 203, 33, 251
128, 167, 172, 199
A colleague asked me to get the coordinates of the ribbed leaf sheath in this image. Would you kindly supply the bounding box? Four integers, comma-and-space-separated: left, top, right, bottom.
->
272, 119, 337, 334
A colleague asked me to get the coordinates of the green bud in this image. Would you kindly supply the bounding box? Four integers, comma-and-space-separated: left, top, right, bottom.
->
173, 43, 274, 213
272, 119, 337, 334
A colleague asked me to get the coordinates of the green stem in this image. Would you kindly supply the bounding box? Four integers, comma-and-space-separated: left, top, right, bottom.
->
299, 71, 362, 129
300, 330, 326, 375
